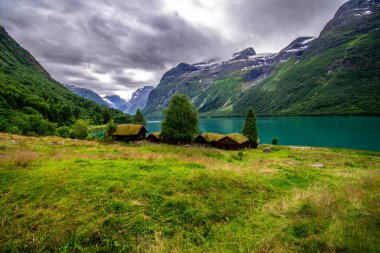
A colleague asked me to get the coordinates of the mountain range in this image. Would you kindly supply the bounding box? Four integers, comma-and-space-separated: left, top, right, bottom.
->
64, 84, 154, 115
144, 0, 380, 117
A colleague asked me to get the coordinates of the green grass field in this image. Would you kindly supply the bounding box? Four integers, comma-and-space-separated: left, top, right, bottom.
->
0, 133, 379, 252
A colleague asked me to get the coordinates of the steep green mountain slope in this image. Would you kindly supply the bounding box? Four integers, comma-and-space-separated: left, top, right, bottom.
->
0, 25, 129, 134
143, 46, 306, 118
144, 0, 380, 118
234, 0, 380, 116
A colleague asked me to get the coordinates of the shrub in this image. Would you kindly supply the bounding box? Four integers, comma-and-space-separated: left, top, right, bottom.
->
271, 137, 279, 145
27, 114, 56, 136
55, 126, 70, 138
8, 126, 22, 134
70, 120, 88, 139
103, 120, 117, 142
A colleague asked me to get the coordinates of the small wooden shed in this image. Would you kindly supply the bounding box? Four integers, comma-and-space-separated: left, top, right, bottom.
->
216, 133, 249, 150
194, 133, 224, 147
112, 124, 147, 142
146, 132, 161, 143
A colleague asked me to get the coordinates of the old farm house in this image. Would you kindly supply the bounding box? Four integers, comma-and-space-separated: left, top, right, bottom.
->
146, 132, 161, 143
215, 133, 249, 150
112, 124, 147, 142
194, 133, 224, 147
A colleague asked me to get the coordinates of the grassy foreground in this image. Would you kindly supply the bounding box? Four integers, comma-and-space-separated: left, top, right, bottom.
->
0, 133, 379, 252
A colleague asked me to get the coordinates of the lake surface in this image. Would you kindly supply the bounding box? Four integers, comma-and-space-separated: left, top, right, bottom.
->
147, 116, 380, 152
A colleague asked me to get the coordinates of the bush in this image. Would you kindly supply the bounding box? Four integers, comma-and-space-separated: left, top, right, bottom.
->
105, 120, 117, 141
55, 126, 71, 138
70, 120, 88, 139
106, 121, 117, 136
271, 137, 279, 145
8, 126, 22, 134
21, 114, 56, 136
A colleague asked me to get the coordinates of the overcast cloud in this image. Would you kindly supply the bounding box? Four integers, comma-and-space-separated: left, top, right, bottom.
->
0, 0, 347, 99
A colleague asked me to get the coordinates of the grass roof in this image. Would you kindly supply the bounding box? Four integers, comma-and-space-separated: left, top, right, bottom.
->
198, 133, 225, 142
148, 132, 161, 138
224, 133, 249, 144
113, 124, 147, 136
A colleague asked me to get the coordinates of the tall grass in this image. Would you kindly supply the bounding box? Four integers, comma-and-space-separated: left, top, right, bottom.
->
0, 133, 379, 252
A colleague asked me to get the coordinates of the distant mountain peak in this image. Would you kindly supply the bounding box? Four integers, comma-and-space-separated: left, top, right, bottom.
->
334, 0, 380, 19
126, 86, 154, 114
320, 0, 380, 37
103, 94, 129, 111
232, 47, 256, 60
64, 83, 110, 107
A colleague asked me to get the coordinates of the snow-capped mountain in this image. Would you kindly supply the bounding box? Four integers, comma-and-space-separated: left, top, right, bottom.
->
103, 95, 129, 112
124, 86, 154, 115
143, 37, 316, 117
64, 84, 110, 107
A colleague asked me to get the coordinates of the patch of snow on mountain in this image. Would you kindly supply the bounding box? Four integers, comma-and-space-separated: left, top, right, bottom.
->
285, 46, 308, 53
103, 97, 117, 109
301, 37, 316, 44
248, 53, 274, 59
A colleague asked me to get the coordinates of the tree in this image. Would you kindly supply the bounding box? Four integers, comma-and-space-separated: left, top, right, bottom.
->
242, 107, 259, 148
161, 94, 198, 144
132, 109, 146, 126
102, 109, 111, 124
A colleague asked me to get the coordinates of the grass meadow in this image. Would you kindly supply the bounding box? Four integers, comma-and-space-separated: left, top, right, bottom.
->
0, 133, 379, 252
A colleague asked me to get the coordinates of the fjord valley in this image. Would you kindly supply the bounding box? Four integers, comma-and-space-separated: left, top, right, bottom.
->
0, 0, 380, 252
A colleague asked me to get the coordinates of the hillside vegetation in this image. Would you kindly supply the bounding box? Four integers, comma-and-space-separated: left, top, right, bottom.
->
234, 13, 380, 115
144, 0, 380, 117
0, 25, 130, 135
0, 133, 379, 252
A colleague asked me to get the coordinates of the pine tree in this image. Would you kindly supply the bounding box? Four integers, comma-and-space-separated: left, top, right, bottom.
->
132, 109, 146, 126
242, 107, 259, 148
161, 94, 199, 144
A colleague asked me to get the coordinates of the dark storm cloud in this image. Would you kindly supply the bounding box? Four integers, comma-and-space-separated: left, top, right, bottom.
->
0, 0, 347, 98
224, 0, 347, 52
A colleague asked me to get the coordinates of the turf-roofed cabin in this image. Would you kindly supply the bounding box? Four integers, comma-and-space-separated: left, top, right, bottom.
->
146, 132, 161, 143
194, 133, 224, 147
112, 124, 147, 142
216, 133, 249, 150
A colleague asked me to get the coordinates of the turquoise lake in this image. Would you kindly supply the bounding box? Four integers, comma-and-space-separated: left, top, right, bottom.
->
147, 116, 380, 152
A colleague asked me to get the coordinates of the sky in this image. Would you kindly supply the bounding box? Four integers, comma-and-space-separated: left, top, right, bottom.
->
0, 0, 347, 99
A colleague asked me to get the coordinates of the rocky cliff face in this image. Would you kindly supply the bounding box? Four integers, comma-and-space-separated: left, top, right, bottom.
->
125, 86, 154, 115
103, 95, 129, 112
